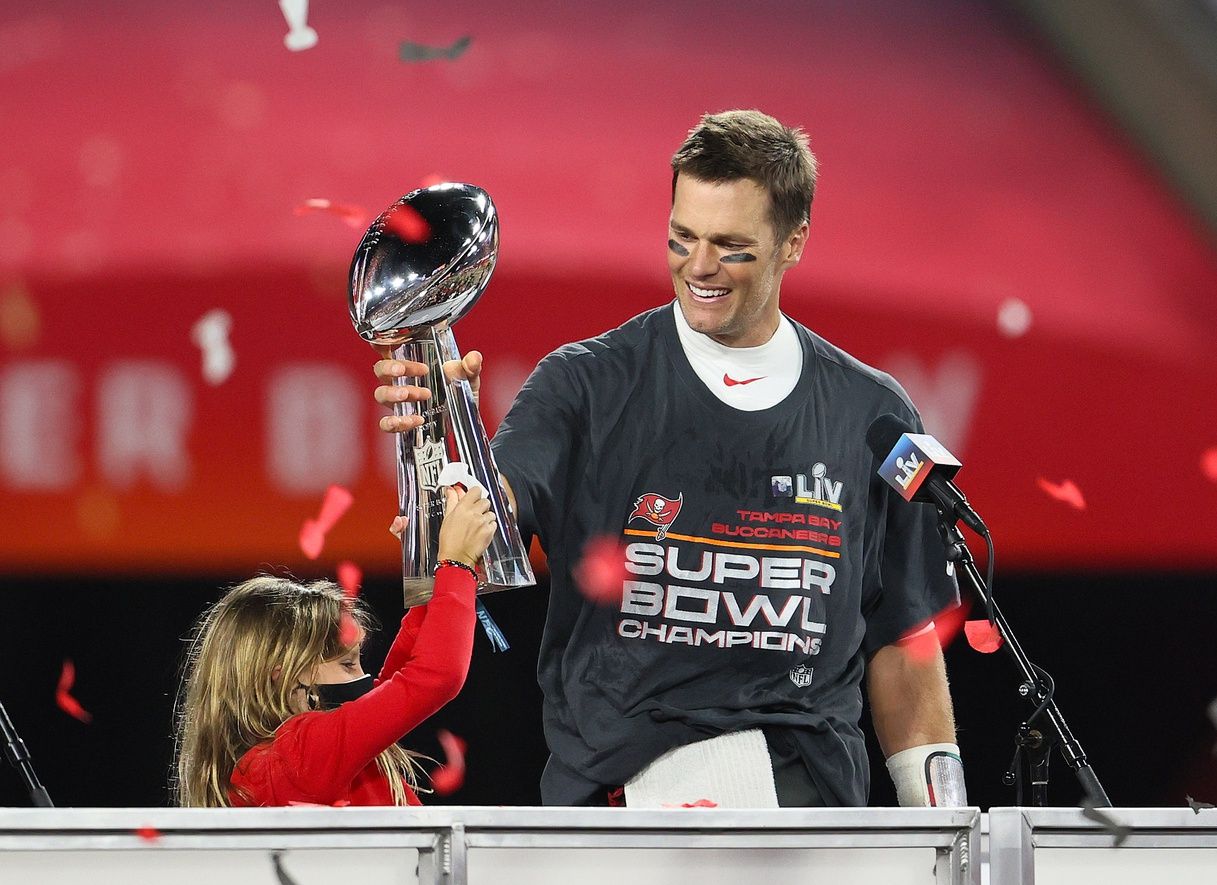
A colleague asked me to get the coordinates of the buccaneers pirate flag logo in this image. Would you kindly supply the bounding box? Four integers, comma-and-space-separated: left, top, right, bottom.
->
629, 492, 683, 541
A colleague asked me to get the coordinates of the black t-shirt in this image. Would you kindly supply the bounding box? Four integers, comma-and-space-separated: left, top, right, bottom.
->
492, 304, 958, 805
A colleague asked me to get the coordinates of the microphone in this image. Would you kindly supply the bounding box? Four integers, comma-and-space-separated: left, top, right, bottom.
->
866, 413, 988, 535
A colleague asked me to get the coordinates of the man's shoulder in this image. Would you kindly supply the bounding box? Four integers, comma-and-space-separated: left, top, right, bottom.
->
544, 304, 670, 371
790, 317, 917, 414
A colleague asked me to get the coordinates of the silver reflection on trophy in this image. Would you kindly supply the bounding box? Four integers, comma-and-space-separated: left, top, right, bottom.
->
349, 183, 535, 606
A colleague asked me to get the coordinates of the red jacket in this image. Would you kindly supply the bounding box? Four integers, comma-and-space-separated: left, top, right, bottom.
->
229, 567, 477, 806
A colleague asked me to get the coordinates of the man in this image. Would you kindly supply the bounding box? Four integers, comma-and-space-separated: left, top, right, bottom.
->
374, 110, 965, 808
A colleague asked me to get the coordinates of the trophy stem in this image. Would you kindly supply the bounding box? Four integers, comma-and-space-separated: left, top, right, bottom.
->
390, 340, 435, 608
431, 326, 536, 590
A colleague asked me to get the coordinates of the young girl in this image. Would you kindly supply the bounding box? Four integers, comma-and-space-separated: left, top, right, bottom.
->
175, 486, 496, 807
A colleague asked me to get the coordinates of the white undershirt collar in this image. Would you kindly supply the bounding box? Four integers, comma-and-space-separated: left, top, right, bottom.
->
671, 302, 803, 411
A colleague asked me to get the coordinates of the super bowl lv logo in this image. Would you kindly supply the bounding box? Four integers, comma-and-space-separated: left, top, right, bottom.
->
771, 463, 843, 511
629, 492, 683, 541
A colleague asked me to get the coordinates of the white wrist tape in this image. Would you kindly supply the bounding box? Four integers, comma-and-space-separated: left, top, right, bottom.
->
886, 743, 967, 807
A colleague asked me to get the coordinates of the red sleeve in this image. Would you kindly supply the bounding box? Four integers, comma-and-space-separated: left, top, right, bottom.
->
267, 565, 477, 803
378, 605, 427, 681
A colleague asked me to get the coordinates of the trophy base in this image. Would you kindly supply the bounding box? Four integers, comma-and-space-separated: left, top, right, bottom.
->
403, 575, 522, 609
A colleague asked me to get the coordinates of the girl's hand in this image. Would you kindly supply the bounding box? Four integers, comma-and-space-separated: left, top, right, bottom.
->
437, 486, 497, 567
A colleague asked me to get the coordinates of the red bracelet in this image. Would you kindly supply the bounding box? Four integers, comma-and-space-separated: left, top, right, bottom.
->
436, 559, 479, 581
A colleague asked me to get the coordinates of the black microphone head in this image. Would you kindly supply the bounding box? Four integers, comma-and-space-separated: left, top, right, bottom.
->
865, 413, 915, 459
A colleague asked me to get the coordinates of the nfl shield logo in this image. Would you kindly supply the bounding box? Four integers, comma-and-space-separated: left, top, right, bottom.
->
789, 663, 814, 688
414, 440, 446, 492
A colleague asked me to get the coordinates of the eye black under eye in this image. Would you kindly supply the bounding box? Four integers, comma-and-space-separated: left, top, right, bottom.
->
721, 252, 757, 263
668, 239, 691, 257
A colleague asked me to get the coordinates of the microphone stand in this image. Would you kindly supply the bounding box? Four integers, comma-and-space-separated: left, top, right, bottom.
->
0, 701, 54, 807
934, 512, 1111, 808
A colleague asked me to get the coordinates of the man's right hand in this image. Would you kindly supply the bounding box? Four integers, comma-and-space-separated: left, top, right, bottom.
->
372, 349, 483, 434
372, 349, 516, 512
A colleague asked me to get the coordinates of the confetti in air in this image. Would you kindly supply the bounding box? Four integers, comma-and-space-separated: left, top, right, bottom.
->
337, 560, 362, 598
399, 35, 472, 63
1202, 448, 1217, 483
338, 612, 361, 648
279, 0, 318, 51
190, 309, 235, 385
996, 297, 1032, 338
963, 619, 1003, 653
55, 659, 92, 723
134, 826, 161, 842
431, 729, 468, 795
898, 600, 972, 662
287, 799, 351, 807
384, 204, 432, 243
335, 559, 363, 647
1081, 802, 1130, 847
1186, 795, 1215, 813
299, 485, 354, 559
1036, 477, 1086, 511
573, 536, 629, 605
293, 198, 369, 229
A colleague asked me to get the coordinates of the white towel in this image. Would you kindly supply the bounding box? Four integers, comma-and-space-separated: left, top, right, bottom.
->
623, 729, 779, 808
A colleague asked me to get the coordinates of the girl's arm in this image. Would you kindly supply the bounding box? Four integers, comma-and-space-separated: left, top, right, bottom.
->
277, 488, 494, 801
378, 606, 428, 681
282, 564, 477, 800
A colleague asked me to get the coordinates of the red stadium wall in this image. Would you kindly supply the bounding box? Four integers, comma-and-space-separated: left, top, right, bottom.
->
3, 0, 1216, 574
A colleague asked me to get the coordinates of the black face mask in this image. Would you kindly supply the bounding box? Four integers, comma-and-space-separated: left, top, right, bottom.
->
300, 674, 374, 711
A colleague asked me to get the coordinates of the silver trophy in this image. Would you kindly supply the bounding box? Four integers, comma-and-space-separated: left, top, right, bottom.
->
349, 183, 535, 607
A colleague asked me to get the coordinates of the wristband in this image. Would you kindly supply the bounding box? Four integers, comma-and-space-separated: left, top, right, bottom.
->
886, 742, 967, 807
436, 559, 479, 581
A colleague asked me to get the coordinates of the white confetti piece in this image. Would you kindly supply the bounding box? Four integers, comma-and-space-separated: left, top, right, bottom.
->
190, 309, 235, 385
279, 0, 318, 52
997, 297, 1032, 338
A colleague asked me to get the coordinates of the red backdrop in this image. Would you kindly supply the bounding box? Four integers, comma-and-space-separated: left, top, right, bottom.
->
3, 0, 1216, 573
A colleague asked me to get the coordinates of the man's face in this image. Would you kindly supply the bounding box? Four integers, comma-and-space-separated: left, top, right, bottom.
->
668, 174, 807, 348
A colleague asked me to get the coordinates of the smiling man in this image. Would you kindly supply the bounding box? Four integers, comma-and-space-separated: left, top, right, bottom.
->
374, 109, 966, 809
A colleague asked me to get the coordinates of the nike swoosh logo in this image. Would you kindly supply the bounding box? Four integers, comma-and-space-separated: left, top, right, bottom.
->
723, 373, 766, 386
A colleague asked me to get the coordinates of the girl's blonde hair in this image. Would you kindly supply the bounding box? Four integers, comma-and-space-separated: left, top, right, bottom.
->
174, 575, 424, 807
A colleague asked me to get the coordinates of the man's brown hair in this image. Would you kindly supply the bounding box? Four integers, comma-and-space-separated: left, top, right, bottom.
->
670, 109, 818, 241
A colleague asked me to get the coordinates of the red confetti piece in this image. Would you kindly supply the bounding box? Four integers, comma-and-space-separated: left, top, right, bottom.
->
964, 619, 1004, 653
573, 535, 628, 605
338, 612, 361, 648
299, 485, 354, 560
293, 198, 369, 229
337, 560, 362, 598
431, 728, 468, 795
287, 799, 352, 807
135, 825, 161, 842
384, 204, 432, 243
898, 599, 972, 662
55, 659, 92, 723
1036, 477, 1086, 510
662, 798, 718, 808
1202, 448, 1217, 483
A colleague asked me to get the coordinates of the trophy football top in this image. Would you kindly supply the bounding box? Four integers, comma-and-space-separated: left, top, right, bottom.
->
348, 183, 499, 345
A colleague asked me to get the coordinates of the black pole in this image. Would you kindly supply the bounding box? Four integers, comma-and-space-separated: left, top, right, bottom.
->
937, 515, 1112, 808
0, 701, 54, 807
